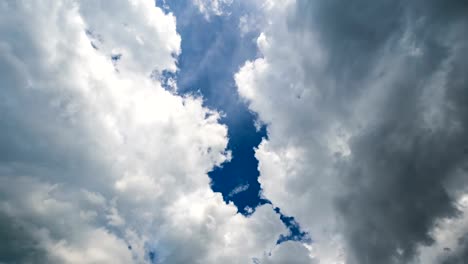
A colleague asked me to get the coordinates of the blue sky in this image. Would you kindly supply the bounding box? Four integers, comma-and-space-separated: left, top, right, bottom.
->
162, 0, 309, 243
166, 0, 267, 213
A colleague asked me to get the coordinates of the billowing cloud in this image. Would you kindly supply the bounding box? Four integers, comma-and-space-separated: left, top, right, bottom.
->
4, 0, 468, 263
236, 0, 468, 263
0, 0, 289, 263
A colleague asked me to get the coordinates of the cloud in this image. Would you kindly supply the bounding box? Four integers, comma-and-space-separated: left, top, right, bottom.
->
416, 195, 468, 264
258, 241, 315, 264
192, 0, 233, 19
440, 236, 468, 264
228, 183, 250, 197
0, 0, 290, 263
236, 0, 468, 263
0, 176, 135, 264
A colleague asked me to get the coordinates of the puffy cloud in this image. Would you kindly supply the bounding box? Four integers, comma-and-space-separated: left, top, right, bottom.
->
0, 177, 134, 264
0, 0, 289, 263
236, 0, 468, 263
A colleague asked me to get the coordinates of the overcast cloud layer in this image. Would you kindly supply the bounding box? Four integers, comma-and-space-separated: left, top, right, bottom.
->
236, 0, 468, 263
2, 0, 468, 263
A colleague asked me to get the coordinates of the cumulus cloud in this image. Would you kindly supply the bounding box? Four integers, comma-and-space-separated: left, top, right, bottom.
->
236, 0, 468, 263
0, 0, 290, 263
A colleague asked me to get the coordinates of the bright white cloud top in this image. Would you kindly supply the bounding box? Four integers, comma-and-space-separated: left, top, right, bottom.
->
0, 0, 287, 263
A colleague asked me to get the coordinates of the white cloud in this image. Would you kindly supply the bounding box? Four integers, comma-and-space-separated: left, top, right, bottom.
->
192, 0, 233, 19
0, 176, 135, 264
228, 183, 250, 197
258, 241, 314, 264
238, 14, 263, 37
236, 0, 468, 263
0, 0, 290, 263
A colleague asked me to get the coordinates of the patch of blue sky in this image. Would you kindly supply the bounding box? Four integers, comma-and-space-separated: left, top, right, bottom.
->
158, 0, 310, 244
161, 0, 266, 213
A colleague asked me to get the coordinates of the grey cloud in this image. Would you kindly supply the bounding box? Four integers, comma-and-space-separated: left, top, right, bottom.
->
289, 0, 466, 113
0, 214, 49, 264
290, 1, 468, 263
440, 233, 468, 264
237, 0, 468, 263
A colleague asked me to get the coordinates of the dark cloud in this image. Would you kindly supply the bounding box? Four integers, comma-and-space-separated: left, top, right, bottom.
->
290, 0, 468, 111
288, 1, 468, 263
0, 214, 49, 264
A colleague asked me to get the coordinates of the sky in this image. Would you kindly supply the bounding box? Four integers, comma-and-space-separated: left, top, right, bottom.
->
1, 0, 468, 264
